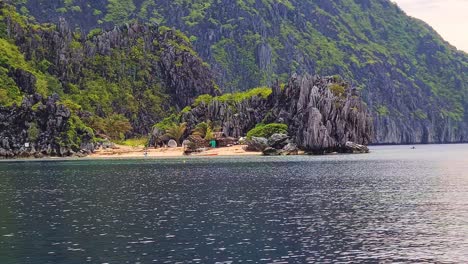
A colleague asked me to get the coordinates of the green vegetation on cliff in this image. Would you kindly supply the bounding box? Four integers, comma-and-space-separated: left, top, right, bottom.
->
247, 123, 288, 140
0, 2, 216, 143
194, 87, 272, 106
6, 0, 468, 143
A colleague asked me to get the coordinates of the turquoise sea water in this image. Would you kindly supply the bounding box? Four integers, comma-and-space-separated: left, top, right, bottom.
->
0, 145, 467, 263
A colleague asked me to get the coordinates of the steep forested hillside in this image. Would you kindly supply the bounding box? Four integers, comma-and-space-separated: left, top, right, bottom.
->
6, 0, 468, 144
0, 2, 217, 137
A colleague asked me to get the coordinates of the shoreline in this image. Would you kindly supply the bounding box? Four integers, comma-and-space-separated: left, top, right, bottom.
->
0, 145, 262, 162
90, 144, 262, 159
2, 143, 467, 162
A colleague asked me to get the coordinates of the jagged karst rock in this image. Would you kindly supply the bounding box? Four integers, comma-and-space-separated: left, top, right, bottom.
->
182, 96, 270, 139
4, 14, 217, 135
275, 74, 373, 153
0, 93, 94, 159
12, 0, 468, 145
185, 74, 373, 154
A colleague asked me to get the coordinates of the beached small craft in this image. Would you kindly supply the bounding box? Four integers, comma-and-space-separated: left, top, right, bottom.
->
195, 153, 219, 157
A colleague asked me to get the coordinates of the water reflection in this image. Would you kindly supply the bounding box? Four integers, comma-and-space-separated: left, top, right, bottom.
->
0, 145, 467, 263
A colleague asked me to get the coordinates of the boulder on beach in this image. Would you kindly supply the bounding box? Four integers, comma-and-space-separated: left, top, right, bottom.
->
167, 140, 178, 148
263, 147, 281, 156
245, 137, 269, 152
281, 143, 299, 155
267, 133, 290, 149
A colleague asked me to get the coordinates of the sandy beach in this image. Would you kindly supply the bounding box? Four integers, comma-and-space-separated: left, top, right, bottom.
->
89, 145, 261, 158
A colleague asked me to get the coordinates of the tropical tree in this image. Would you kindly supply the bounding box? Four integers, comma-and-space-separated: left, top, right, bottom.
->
84, 116, 106, 135
192, 121, 220, 140
104, 0, 136, 24
165, 122, 187, 146
103, 114, 132, 140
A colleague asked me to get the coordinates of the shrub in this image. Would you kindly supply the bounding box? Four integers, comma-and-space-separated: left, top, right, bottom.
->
329, 83, 346, 97
118, 137, 149, 147
246, 123, 288, 139
153, 113, 181, 131
104, 114, 132, 140
27, 122, 40, 142
192, 87, 272, 107
216, 87, 271, 103
376, 105, 390, 116
87, 28, 103, 39
193, 94, 213, 106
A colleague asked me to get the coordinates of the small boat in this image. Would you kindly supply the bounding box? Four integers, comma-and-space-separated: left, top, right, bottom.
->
196, 153, 219, 157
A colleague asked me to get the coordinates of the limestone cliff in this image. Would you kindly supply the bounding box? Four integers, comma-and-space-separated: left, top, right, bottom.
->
182, 74, 373, 152
1, 2, 218, 135
12, 0, 468, 144
0, 94, 94, 158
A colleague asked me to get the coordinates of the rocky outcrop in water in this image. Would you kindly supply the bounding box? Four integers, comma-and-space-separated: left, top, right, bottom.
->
271, 74, 373, 153
0, 94, 95, 158
245, 134, 299, 156
182, 74, 373, 153
344, 141, 369, 154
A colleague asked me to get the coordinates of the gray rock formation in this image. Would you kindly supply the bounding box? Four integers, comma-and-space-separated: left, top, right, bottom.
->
245, 134, 299, 155
14, 0, 467, 145
272, 74, 373, 153
245, 137, 269, 152
182, 97, 270, 139
263, 147, 281, 156
344, 141, 369, 154
184, 74, 373, 154
0, 93, 95, 158
267, 134, 290, 149
281, 143, 299, 156
5, 16, 218, 135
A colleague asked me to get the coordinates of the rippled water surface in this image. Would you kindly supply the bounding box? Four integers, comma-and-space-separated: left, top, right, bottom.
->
1, 145, 468, 263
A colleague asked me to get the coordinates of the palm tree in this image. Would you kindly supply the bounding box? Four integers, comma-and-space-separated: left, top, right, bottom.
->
165, 122, 187, 146
192, 122, 209, 138
192, 121, 220, 140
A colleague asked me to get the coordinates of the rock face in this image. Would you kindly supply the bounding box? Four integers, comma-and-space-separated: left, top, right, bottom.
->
185, 74, 373, 153
182, 97, 270, 139
0, 94, 95, 158
14, 0, 468, 144
272, 74, 373, 153
9, 19, 218, 109
2, 8, 218, 135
